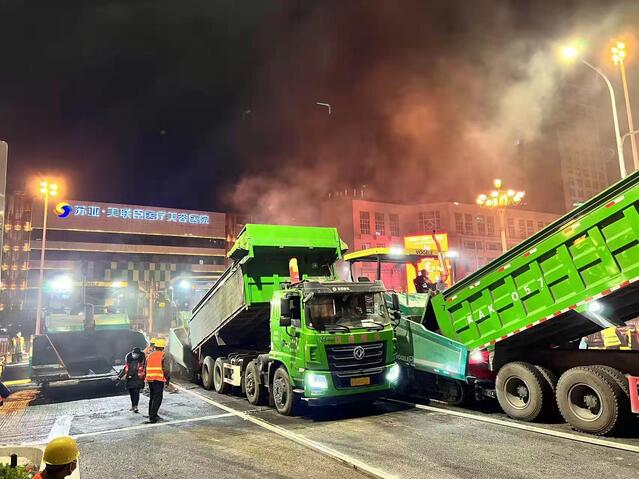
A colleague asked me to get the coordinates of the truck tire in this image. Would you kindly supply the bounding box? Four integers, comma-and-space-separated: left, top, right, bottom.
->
201, 356, 215, 390
272, 366, 298, 416
534, 365, 558, 418
245, 361, 266, 406
556, 366, 623, 436
495, 362, 548, 422
213, 357, 231, 394
587, 365, 630, 397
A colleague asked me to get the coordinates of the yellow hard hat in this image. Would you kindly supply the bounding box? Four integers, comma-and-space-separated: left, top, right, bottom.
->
43, 436, 80, 466
154, 338, 167, 348
149, 337, 158, 345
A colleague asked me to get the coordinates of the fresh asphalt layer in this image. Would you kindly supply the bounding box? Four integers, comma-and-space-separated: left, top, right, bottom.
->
180, 381, 639, 479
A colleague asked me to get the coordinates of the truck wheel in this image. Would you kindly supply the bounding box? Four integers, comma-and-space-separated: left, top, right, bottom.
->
587, 365, 630, 397
495, 362, 548, 422
272, 366, 298, 416
201, 356, 215, 390
556, 366, 623, 436
534, 365, 559, 418
213, 358, 231, 394
245, 361, 266, 406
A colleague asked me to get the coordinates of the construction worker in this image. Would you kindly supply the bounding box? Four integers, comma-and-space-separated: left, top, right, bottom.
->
145, 338, 169, 423
33, 436, 79, 479
117, 347, 146, 413
11, 331, 25, 363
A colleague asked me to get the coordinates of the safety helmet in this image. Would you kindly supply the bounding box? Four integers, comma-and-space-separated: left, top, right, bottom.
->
154, 338, 167, 349
43, 436, 80, 465
149, 338, 158, 345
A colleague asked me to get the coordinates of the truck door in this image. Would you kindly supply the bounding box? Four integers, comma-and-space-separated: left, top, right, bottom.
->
273, 294, 301, 369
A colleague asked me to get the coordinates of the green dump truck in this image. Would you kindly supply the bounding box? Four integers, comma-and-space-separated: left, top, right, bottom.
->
347, 171, 639, 435
170, 224, 399, 415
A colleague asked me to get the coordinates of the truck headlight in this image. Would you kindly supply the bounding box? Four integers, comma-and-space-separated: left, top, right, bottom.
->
307, 373, 328, 391
386, 363, 401, 383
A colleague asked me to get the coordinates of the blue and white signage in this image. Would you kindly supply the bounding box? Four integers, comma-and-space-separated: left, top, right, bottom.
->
68, 204, 210, 225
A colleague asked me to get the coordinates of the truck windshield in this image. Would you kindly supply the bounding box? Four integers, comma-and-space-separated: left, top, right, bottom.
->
305, 292, 391, 331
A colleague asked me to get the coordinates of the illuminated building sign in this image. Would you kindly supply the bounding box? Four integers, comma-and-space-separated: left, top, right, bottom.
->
404, 233, 449, 252
58, 204, 210, 225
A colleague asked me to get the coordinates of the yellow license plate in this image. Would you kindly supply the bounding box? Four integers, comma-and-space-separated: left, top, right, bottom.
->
350, 376, 371, 387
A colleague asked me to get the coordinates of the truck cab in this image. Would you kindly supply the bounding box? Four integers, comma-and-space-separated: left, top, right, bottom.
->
271, 280, 398, 407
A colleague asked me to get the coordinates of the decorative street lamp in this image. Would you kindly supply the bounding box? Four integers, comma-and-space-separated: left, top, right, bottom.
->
476, 179, 525, 253
35, 180, 59, 335
561, 44, 627, 179
612, 41, 639, 172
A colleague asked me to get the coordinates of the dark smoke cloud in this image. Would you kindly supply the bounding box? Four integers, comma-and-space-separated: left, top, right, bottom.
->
225, 0, 635, 223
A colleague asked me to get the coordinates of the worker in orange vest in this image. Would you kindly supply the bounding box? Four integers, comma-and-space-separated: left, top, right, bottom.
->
145, 338, 169, 423
33, 436, 79, 479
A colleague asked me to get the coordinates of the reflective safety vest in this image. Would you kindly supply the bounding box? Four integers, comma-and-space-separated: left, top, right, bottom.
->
145, 351, 166, 382
33, 473, 43, 479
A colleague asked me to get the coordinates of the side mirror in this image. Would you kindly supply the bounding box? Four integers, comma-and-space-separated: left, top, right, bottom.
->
391, 293, 400, 312
280, 298, 292, 327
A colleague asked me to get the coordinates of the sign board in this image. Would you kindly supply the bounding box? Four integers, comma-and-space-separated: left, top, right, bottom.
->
31, 199, 226, 238
404, 233, 449, 252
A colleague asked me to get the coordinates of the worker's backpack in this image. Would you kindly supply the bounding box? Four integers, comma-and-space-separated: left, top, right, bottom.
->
126, 359, 145, 380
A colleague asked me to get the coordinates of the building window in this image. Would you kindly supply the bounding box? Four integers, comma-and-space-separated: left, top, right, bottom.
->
361, 243, 371, 250
464, 214, 473, 235
463, 240, 476, 250
418, 211, 441, 233
487, 242, 502, 251
537, 221, 544, 231
374, 212, 385, 236
526, 220, 534, 236
360, 212, 370, 235
389, 214, 400, 237
518, 219, 526, 239
486, 216, 495, 235
507, 218, 516, 238
476, 215, 485, 235
455, 213, 464, 233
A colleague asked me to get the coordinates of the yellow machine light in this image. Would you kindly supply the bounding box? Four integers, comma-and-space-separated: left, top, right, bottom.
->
561, 45, 578, 60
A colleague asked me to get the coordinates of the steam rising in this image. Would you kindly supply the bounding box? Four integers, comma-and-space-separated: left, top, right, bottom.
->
226, 1, 629, 223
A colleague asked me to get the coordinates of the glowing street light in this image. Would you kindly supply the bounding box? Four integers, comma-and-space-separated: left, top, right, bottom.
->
477, 179, 525, 253
35, 179, 60, 335
612, 41, 639, 172
561, 43, 627, 179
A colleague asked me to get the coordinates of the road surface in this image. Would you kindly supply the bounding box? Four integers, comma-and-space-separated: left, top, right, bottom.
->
1, 381, 637, 478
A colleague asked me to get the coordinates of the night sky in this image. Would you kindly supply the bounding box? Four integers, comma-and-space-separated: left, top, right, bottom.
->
1, 1, 637, 218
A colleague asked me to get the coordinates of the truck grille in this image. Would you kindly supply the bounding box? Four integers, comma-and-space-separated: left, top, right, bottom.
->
326, 341, 386, 372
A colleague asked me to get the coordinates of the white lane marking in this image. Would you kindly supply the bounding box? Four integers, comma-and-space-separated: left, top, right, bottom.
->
72, 413, 234, 439
386, 399, 639, 454
174, 384, 398, 479
47, 414, 73, 441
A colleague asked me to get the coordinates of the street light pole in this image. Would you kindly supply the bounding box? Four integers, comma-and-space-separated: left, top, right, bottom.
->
612, 42, 639, 172
497, 209, 507, 253
477, 179, 525, 254
35, 180, 58, 335
580, 59, 627, 179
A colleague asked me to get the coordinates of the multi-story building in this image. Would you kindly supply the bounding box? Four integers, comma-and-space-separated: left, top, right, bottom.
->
321, 193, 559, 286
1, 195, 250, 333
555, 84, 614, 211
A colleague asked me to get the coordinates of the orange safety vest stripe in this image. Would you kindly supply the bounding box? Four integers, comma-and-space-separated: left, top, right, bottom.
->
145, 351, 166, 382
